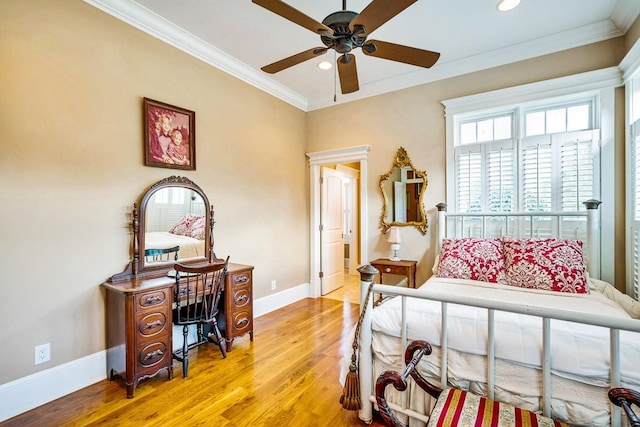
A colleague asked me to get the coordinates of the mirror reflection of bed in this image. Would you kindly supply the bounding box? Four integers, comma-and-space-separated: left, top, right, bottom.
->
144, 186, 206, 263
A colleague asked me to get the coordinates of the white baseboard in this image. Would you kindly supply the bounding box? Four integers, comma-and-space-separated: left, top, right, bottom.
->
0, 283, 310, 422
0, 350, 107, 422
254, 282, 309, 318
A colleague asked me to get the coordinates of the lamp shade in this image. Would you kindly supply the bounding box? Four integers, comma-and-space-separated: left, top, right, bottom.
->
386, 226, 402, 244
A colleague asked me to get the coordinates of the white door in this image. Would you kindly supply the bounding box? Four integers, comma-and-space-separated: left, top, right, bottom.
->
321, 167, 344, 295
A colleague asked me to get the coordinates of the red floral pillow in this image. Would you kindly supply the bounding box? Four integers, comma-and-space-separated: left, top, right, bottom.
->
436, 238, 505, 283
502, 237, 589, 294
169, 214, 202, 236
188, 216, 206, 240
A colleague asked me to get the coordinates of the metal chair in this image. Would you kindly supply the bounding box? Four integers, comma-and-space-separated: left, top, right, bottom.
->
172, 257, 229, 378
144, 245, 180, 263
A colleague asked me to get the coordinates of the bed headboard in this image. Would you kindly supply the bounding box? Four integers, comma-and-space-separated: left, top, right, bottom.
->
436, 200, 602, 279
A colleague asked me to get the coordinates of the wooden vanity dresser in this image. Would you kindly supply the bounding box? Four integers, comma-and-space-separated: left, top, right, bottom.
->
103, 176, 254, 398
102, 263, 253, 398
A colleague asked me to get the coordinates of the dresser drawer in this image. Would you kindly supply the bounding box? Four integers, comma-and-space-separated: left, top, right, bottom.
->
136, 289, 169, 311
377, 264, 408, 276
231, 271, 251, 287
232, 310, 252, 332
137, 311, 169, 337
137, 340, 170, 370
232, 288, 251, 308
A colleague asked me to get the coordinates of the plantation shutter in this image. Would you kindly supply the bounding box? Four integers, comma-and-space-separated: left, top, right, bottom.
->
557, 130, 599, 211
520, 135, 553, 211
487, 140, 515, 212
455, 146, 482, 213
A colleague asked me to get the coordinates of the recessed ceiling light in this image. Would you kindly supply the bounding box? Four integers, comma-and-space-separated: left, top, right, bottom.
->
317, 61, 332, 70
497, 0, 521, 12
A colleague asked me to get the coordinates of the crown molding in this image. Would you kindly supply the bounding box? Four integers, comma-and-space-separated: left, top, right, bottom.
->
85, 0, 628, 112
620, 38, 640, 81
83, 0, 309, 111
308, 20, 623, 110
610, 0, 640, 33
441, 67, 622, 116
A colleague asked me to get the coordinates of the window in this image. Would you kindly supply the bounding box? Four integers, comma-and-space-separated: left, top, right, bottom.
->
154, 188, 169, 204
444, 68, 619, 284
451, 99, 598, 215
525, 102, 591, 136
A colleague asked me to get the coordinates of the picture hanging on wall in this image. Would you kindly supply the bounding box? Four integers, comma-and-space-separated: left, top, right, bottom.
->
143, 97, 196, 170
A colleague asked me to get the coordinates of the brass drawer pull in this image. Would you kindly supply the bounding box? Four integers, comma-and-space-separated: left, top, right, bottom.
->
144, 349, 163, 360
144, 295, 163, 305
234, 275, 249, 285
235, 294, 249, 303
236, 317, 249, 327
144, 320, 163, 329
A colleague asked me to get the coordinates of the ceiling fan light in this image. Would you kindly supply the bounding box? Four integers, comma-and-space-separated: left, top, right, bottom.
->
318, 61, 332, 70
497, 0, 521, 12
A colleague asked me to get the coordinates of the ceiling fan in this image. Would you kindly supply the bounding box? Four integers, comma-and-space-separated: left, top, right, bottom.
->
252, 0, 440, 95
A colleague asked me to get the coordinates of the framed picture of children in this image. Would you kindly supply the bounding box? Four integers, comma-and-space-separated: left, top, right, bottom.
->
143, 97, 196, 170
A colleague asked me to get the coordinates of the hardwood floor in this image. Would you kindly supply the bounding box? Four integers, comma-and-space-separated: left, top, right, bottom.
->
1, 282, 387, 427
321, 271, 361, 304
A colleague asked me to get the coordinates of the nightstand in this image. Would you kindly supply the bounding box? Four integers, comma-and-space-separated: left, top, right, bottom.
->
370, 258, 418, 288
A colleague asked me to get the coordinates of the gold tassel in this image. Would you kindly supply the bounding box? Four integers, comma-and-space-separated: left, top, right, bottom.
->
340, 280, 374, 412
340, 356, 361, 411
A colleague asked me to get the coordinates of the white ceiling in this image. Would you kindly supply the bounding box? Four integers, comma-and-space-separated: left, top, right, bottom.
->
86, 0, 640, 111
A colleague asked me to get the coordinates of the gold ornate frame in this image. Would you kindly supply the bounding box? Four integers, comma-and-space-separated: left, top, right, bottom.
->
379, 147, 428, 235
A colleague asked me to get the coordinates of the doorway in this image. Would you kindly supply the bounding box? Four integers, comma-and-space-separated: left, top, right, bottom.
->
307, 145, 370, 299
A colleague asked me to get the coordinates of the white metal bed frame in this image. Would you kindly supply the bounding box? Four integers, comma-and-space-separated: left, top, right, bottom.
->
356, 201, 640, 426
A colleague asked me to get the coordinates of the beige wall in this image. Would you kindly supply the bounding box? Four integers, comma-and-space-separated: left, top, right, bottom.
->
0, 0, 308, 384
625, 14, 640, 52
307, 37, 627, 287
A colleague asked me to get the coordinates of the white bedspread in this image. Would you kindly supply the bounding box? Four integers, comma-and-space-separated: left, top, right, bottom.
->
357, 278, 640, 425
145, 231, 204, 260
372, 278, 640, 388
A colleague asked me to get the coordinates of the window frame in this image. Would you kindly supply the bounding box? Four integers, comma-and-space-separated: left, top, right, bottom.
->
442, 67, 621, 283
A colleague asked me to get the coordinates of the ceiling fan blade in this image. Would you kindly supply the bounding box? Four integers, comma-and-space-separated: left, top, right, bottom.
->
362, 40, 440, 68
261, 48, 328, 74
337, 54, 359, 94
252, 0, 333, 35
349, 0, 417, 36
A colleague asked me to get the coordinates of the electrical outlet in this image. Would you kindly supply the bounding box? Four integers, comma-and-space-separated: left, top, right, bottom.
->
35, 343, 51, 365
271, 280, 276, 290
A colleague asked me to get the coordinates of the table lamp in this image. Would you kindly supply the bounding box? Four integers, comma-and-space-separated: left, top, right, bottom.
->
386, 226, 402, 261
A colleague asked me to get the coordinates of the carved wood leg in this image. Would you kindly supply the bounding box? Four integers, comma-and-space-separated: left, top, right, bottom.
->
126, 382, 136, 399
211, 319, 227, 358
182, 324, 189, 378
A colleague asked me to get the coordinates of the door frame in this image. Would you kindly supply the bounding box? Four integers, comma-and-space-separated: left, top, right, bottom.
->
307, 145, 370, 298
336, 164, 360, 276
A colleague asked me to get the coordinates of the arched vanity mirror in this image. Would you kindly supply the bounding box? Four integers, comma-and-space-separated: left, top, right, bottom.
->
379, 147, 428, 235
111, 176, 218, 282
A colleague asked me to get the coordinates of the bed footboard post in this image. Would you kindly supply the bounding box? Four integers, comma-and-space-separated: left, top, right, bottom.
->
436, 203, 447, 254
583, 199, 601, 279
358, 264, 379, 423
